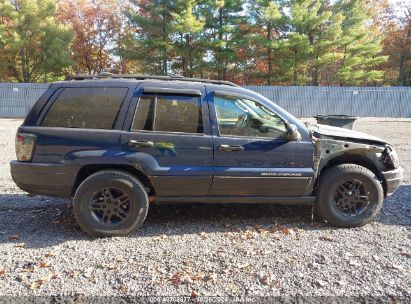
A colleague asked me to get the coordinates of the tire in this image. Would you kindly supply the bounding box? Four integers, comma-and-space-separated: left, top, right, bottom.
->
73, 170, 149, 237
315, 164, 384, 228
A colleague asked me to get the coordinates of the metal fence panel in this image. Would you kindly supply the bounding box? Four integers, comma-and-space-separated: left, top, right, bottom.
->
0, 83, 410, 118
0, 83, 49, 118
245, 85, 411, 118
0, 106, 27, 117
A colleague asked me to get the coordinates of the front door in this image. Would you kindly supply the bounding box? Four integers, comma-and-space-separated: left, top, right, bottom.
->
209, 92, 314, 197
121, 84, 213, 197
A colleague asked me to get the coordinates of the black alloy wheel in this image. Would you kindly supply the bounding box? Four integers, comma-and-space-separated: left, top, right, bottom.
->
73, 170, 149, 237
332, 179, 370, 217
89, 187, 131, 226
315, 164, 384, 228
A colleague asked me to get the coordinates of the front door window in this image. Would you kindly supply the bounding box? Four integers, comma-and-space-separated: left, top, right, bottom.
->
213, 95, 287, 139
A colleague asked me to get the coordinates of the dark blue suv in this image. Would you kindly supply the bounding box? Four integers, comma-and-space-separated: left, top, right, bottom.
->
10, 75, 404, 236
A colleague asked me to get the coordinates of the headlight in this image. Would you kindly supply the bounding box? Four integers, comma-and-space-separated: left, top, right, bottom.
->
383, 146, 400, 169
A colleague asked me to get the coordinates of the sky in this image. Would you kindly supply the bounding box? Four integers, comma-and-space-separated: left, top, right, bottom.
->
389, 0, 410, 17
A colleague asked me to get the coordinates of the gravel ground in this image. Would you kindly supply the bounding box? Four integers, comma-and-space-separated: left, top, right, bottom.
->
0, 118, 410, 302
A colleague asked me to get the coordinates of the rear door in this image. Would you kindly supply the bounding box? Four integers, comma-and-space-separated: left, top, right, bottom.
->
121, 82, 213, 196
208, 91, 314, 197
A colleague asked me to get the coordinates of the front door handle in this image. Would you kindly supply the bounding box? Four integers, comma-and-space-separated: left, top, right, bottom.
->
219, 144, 244, 151
128, 140, 154, 147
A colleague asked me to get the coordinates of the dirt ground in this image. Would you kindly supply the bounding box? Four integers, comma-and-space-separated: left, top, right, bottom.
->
0, 118, 410, 302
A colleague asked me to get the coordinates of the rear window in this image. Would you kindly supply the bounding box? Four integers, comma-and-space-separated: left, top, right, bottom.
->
42, 87, 128, 129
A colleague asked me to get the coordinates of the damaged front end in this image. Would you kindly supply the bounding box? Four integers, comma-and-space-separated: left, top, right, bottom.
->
307, 123, 404, 197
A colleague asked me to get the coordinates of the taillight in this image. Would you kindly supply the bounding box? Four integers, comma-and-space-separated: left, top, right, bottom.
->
15, 133, 36, 161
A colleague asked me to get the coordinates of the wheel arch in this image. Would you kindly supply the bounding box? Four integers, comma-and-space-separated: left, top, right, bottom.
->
316, 153, 387, 195
71, 164, 156, 197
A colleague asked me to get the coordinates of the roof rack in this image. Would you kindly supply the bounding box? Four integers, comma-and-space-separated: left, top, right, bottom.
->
64, 72, 239, 87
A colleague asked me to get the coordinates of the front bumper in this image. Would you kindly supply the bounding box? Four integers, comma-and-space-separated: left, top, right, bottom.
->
382, 166, 404, 196
10, 160, 79, 198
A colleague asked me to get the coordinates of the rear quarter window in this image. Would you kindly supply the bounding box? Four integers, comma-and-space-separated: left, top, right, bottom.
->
41, 87, 128, 129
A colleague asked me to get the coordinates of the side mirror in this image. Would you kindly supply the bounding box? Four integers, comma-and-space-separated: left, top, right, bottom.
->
286, 123, 302, 141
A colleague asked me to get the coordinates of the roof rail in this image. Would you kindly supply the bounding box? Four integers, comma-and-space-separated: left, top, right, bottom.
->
64, 73, 239, 87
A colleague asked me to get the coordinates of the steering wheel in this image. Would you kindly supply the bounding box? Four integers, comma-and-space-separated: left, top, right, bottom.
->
233, 114, 250, 132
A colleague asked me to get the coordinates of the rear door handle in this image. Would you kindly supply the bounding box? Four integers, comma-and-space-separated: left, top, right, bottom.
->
219, 144, 244, 151
128, 140, 154, 147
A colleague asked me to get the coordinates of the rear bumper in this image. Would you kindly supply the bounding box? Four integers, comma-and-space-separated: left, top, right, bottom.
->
382, 166, 404, 196
10, 161, 78, 198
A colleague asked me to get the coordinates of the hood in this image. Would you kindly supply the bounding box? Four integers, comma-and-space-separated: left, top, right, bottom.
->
312, 124, 387, 145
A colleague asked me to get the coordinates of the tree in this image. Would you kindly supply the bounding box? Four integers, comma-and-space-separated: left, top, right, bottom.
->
0, 0, 73, 82
284, 0, 344, 86
336, 0, 388, 85
57, 0, 122, 75
381, 8, 411, 86
171, 0, 205, 77
277, 32, 312, 85
121, 0, 175, 75
396, 10, 411, 86
249, 0, 283, 85
231, 22, 260, 84
201, 0, 245, 80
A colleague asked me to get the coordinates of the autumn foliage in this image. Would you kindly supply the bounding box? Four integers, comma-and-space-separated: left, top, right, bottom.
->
0, 0, 410, 86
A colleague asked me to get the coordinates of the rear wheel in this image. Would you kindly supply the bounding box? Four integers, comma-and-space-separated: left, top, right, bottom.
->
73, 170, 149, 237
316, 164, 384, 227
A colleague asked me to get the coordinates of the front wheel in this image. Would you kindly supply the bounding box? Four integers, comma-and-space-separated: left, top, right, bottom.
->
316, 164, 384, 227
73, 170, 149, 237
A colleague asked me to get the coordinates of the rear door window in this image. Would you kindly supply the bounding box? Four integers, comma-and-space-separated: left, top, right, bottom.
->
42, 87, 128, 129
132, 94, 203, 134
